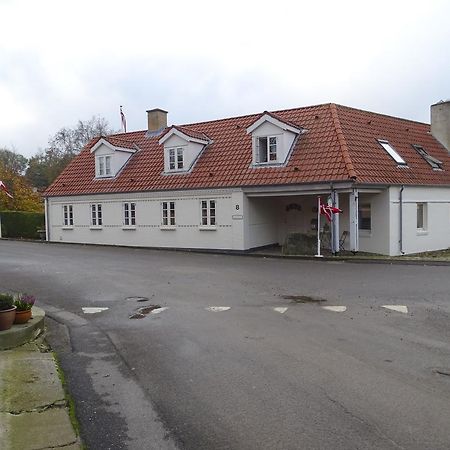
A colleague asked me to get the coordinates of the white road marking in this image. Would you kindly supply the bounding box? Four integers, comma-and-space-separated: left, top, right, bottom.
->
322, 306, 347, 313
382, 305, 408, 314
151, 307, 169, 315
206, 306, 231, 312
273, 307, 288, 314
82, 307, 109, 314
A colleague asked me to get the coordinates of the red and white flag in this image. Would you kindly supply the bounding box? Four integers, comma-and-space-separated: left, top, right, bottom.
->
319, 198, 342, 222
0, 180, 13, 198
120, 106, 127, 133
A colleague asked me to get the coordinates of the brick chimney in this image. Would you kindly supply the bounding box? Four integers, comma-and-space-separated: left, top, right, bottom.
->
431, 100, 450, 151
146, 108, 168, 136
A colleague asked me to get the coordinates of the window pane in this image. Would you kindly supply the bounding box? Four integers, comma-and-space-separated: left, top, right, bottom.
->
417, 204, 424, 229
269, 137, 277, 161
258, 137, 268, 163
378, 140, 406, 165
99, 157, 104, 175
169, 149, 175, 170
358, 204, 371, 230
105, 156, 111, 175
177, 148, 184, 169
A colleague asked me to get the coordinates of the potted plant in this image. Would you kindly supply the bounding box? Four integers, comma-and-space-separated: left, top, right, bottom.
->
13, 294, 36, 324
0, 293, 17, 331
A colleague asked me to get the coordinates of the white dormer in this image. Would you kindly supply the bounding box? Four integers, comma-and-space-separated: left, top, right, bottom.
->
246, 112, 303, 166
90, 138, 138, 178
159, 126, 211, 173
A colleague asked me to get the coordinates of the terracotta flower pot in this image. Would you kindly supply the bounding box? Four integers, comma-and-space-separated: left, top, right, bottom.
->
14, 309, 32, 324
0, 306, 17, 331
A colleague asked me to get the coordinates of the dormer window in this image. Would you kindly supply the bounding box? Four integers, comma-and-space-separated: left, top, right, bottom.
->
377, 139, 407, 166
246, 111, 303, 167
159, 126, 211, 174
257, 136, 278, 163
97, 155, 112, 177
168, 147, 184, 171
91, 137, 138, 179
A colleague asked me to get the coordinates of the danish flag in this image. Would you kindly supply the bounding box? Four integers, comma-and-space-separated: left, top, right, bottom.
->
0, 180, 13, 198
319, 198, 342, 222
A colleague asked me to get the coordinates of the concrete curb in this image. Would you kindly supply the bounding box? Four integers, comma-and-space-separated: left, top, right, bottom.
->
0, 307, 45, 350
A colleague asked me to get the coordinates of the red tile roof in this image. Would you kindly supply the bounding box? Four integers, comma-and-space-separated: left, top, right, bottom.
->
45, 103, 450, 197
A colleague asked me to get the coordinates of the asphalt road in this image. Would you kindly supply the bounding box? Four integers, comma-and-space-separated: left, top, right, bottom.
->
1, 240, 450, 450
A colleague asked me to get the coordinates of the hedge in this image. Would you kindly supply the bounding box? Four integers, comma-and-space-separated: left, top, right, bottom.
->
0, 211, 45, 239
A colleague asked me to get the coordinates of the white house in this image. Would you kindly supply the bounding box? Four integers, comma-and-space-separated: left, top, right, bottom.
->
44, 102, 450, 256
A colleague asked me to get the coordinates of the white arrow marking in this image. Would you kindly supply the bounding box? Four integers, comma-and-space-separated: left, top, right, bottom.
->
82, 307, 109, 314
206, 306, 231, 312
382, 305, 408, 314
151, 307, 169, 315
273, 307, 288, 314
322, 306, 347, 313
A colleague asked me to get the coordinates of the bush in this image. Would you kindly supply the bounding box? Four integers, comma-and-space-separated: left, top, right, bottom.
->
0, 293, 14, 311
0, 211, 45, 239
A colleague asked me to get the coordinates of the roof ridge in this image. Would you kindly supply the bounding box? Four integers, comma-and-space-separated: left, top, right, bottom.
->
329, 103, 357, 180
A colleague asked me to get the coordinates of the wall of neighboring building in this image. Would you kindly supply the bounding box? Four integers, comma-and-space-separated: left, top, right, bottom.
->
47, 188, 245, 251
388, 186, 450, 255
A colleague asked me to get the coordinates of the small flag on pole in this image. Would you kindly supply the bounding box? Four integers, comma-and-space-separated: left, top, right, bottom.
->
320, 201, 342, 222
120, 106, 127, 133
0, 180, 13, 198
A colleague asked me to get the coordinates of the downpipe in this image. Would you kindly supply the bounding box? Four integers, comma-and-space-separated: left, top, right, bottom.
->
399, 185, 404, 254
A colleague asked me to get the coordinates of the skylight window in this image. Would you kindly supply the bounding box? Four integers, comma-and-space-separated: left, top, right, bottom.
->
412, 145, 443, 170
377, 140, 407, 165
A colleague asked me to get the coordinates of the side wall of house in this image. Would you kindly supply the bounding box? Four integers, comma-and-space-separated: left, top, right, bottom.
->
357, 190, 391, 255
47, 189, 246, 250
388, 186, 450, 255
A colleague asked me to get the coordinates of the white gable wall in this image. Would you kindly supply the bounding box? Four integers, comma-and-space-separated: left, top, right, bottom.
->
388, 186, 450, 255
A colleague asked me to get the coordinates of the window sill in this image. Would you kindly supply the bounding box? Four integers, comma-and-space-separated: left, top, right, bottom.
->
199, 226, 217, 231
416, 229, 428, 236
358, 230, 372, 237
95, 175, 114, 179
89, 226, 103, 230
122, 226, 136, 230
62, 226, 74, 230
160, 225, 176, 230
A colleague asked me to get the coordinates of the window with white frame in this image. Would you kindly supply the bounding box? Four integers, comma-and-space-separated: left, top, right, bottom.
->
417, 203, 427, 231
91, 204, 103, 226
97, 155, 112, 177
377, 140, 407, 165
256, 136, 278, 164
200, 200, 216, 227
123, 202, 136, 226
161, 201, 176, 226
168, 147, 184, 171
63, 205, 73, 227
358, 204, 371, 230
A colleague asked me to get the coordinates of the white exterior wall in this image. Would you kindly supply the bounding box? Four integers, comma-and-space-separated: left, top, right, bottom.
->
358, 190, 391, 255
48, 189, 245, 251
389, 186, 450, 255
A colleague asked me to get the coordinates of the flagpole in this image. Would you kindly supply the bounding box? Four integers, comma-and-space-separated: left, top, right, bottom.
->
315, 196, 323, 257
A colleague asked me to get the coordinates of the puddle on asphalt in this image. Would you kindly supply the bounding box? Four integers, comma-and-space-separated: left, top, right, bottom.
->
432, 368, 450, 377
280, 295, 327, 304
126, 296, 149, 302
129, 305, 162, 319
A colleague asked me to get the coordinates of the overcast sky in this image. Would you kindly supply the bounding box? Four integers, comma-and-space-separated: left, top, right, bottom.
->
1, 0, 449, 157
